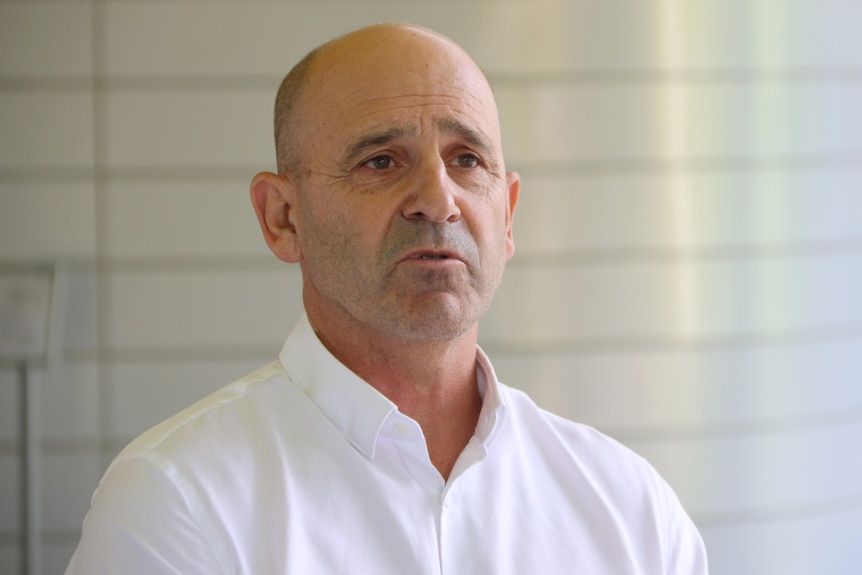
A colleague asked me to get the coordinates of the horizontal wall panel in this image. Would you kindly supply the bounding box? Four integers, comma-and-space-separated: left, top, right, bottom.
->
0, 364, 100, 448
0, 93, 94, 170
105, 179, 269, 258
105, 268, 303, 351
0, 2, 92, 78
105, 2, 327, 77
514, 172, 862, 257
105, 1, 598, 77
701, 505, 862, 575
0, 182, 96, 260
106, 359, 271, 441
484, 0, 862, 73
489, 337, 862, 433
102, 1, 862, 77
42, 452, 101, 532
41, 364, 99, 442
626, 419, 862, 520
670, 0, 862, 72
486, 252, 862, 344
105, 91, 273, 168
104, 2, 613, 77
497, 82, 862, 165
60, 269, 99, 355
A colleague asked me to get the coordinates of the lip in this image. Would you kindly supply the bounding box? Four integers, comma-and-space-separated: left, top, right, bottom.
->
401, 249, 464, 263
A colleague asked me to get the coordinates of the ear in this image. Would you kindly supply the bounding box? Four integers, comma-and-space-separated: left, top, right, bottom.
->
504, 171, 520, 261
250, 171, 303, 263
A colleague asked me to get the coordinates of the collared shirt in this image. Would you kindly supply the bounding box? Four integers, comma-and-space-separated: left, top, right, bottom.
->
67, 314, 708, 574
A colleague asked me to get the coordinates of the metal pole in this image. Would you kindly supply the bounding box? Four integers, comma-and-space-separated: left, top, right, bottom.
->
19, 361, 41, 575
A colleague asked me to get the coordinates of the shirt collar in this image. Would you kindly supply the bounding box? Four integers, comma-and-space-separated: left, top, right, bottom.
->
474, 344, 508, 449
279, 314, 396, 459
279, 314, 507, 458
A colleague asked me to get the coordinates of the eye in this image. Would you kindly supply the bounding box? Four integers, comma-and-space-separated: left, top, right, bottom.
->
364, 155, 394, 170
452, 153, 480, 168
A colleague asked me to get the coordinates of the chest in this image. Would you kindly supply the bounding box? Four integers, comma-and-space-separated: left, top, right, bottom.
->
206, 435, 664, 574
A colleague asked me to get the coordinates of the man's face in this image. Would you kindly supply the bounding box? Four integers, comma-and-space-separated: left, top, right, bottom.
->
291, 28, 519, 343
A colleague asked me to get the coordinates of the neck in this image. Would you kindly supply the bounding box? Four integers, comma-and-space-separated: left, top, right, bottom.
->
308, 311, 482, 480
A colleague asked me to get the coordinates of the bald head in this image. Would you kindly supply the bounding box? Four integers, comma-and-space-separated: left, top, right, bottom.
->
273, 23, 497, 178
252, 23, 519, 347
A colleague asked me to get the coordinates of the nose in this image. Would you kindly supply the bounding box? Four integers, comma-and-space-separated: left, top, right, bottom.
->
402, 158, 461, 224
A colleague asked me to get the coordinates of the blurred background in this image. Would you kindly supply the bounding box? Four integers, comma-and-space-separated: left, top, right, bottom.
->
2, 1, 861, 573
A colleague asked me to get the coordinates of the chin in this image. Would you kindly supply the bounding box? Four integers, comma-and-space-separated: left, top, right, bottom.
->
389, 301, 484, 342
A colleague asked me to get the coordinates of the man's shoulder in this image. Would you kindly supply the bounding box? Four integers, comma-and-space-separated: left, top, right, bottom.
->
112, 361, 296, 466
495, 382, 707, 573
497, 382, 657, 480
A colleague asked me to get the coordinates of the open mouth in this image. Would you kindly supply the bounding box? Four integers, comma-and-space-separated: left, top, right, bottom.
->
420, 254, 448, 260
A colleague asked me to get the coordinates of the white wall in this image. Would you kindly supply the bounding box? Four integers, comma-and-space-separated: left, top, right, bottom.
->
1, 1, 861, 573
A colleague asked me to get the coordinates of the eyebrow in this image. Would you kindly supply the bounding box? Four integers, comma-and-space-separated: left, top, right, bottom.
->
436, 117, 494, 157
342, 126, 415, 166
340, 118, 495, 166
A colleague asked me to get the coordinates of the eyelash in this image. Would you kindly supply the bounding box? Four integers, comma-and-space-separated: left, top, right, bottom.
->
362, 153, 481, 171
365, 155, 394, 170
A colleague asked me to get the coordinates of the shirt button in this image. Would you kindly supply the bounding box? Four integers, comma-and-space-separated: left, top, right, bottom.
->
393, 422, 410, 437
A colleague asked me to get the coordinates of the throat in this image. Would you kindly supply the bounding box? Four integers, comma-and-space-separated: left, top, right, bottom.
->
400, 379, 483, 481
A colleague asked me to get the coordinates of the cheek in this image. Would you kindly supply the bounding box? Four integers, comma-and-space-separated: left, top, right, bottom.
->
297, 200, 345, 265
469, 194, 513, 245
300, 198, 388, 270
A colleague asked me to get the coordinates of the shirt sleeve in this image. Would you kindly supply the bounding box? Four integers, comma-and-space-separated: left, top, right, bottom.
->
65, 456, 230, 575
660, 476, 710, 575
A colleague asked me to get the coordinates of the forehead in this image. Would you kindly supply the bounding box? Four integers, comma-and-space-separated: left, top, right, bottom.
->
300, 29, 501, 153
336, 89, 498, 146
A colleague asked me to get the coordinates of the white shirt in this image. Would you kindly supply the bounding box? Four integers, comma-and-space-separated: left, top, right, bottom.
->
67, 314, 708, 574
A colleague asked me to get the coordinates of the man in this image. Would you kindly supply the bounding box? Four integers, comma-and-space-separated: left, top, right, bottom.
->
68, 23, 708, 574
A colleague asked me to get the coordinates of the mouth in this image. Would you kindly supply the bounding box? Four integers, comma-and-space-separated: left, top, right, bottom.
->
397, 248, 467, 268
407, 249, 460, 262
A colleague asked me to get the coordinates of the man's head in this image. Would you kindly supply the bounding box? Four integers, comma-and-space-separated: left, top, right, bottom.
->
251, 23, 519, 345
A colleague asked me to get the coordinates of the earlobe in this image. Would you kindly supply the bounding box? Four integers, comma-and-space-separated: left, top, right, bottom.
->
250, 171, 303, 263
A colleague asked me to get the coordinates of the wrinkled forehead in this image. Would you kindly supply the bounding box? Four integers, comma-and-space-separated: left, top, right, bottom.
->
300, 26, 502, 150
